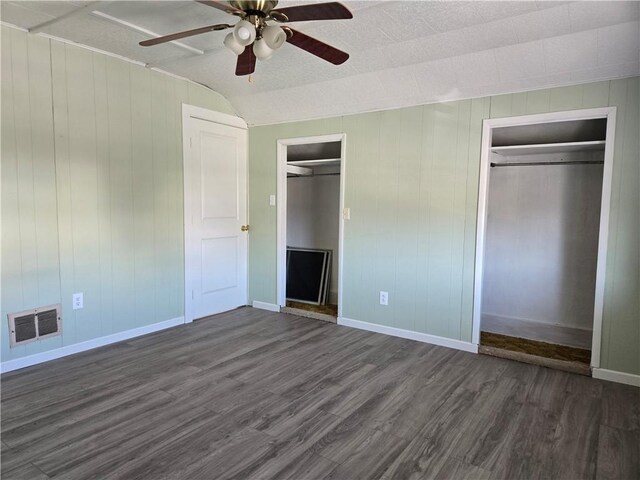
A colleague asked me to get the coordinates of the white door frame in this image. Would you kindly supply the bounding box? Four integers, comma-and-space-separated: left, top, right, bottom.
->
182, 104, 248, 323
276, 133, 347, 317
471, 107, 617, 368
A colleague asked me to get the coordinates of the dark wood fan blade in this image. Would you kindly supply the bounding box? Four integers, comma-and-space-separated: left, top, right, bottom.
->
139, 24, 231, 46
286, 29, 349, 65
271, 2, 352, 22
196, 0, 245, 16
236, 47, 256, 76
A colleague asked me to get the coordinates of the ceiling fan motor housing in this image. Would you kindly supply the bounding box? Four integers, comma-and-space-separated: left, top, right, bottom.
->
230, 0, 279, 16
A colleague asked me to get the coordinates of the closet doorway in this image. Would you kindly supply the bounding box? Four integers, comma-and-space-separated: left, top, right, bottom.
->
276, 134, 346, 323
472, 108, 617, 374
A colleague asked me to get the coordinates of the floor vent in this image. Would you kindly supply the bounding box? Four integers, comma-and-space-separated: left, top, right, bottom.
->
8, 304, 62, 347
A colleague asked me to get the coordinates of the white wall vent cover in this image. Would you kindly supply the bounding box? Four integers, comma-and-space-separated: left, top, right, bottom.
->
8, 304, 62, 347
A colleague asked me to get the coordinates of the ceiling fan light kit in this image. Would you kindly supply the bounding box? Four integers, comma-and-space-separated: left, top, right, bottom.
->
223, 32, 245, 55
253, 38, 274, 60
250, 24, 286, 60
261, 24, 286, 49
233, 19, 257, 45
139, 0, 353, 76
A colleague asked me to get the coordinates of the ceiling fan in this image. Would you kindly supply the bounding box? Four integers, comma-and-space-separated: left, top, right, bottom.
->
139, 0, 353, 76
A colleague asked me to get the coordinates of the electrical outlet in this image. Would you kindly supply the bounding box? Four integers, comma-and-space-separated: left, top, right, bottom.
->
379, 291, 388, 306
343, 208, 351, 220
73, 292, 83, 310
269, 194, 276, 206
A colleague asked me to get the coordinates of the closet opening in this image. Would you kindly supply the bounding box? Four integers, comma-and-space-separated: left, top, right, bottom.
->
276, 134, 346, 323
472, 109, 617, 375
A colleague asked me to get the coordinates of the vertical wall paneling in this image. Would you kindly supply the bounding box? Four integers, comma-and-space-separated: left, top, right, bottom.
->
67, 46, 101, 343
12, 30, 39, 314
524, 89, 551, 114
393, 107, 422, 333
93, 52, 114, 338
1, 26, 237, 363
151, 72, 170, 323
413, 105, 436, 336
27, 35, 59, 313
247, 127, 277, 303
131, 66, 154, 328
2, 25, 638, 377
342, 113, 379, 321
374, 109, 401, 328
1, 29, 25, 358
488, 93, 511, 118
51, 40, 76, 347
248, 77, 639, 376
600, 83, 626, 369
604, 78, 640, 374
547, 85, 584, 111
426, 101, 461, 338
511, 92, 530, 116
581, 81, 611, 108
448, 100, 472, 340
106, 57, 135, 335
169, 78, 188, 317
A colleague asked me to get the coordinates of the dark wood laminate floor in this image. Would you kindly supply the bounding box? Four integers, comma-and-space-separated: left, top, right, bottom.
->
2, 307, 639, 480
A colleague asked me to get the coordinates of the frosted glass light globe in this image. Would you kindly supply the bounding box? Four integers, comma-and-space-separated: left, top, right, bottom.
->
233, 20, 256, 46
253, 38, 274, 60
262, 25, 286, 50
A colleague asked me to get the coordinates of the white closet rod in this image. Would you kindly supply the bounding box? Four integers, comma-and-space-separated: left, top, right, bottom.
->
287, 172, 341, 177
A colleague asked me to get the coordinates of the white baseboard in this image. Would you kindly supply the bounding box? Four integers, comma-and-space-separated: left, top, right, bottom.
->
252, 301, 281, 312
1, 316, 185, 374
338, 317, 478, 354
592, 368, 640, 387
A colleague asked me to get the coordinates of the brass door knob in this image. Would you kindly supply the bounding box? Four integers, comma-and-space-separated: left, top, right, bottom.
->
241, 225, 250, 232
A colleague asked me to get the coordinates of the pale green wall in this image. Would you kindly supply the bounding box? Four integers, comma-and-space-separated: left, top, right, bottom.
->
1, 26, 236, 362
2, 26, 637, 376
248, 78, 640, 376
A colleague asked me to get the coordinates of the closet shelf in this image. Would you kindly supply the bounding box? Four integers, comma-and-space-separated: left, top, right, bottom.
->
491, 140, 605, 156
287, 158, 341, 167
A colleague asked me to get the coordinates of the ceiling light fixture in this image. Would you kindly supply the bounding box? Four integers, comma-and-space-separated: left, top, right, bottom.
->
139, 1, 353, 76
252, 25, 286, 60
233, 20, 256, 45
223, 32, 245, 55
225, 21, 286, 61
261, 24, 286, 50
253, 37, 275, 60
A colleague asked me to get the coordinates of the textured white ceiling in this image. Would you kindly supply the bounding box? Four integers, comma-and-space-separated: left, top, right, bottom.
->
2, 1, 638, 125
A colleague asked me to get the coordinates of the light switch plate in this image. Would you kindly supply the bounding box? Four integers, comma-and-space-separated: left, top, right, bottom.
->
269, 194, 276, 206
343, 207, 351, 220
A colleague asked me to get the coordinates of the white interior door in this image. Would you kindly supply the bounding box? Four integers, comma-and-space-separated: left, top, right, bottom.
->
184, 108, 248, 322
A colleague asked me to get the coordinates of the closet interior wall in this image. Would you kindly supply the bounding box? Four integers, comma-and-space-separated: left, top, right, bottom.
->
286, 160, 341, 305
481, 121, 606, 350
